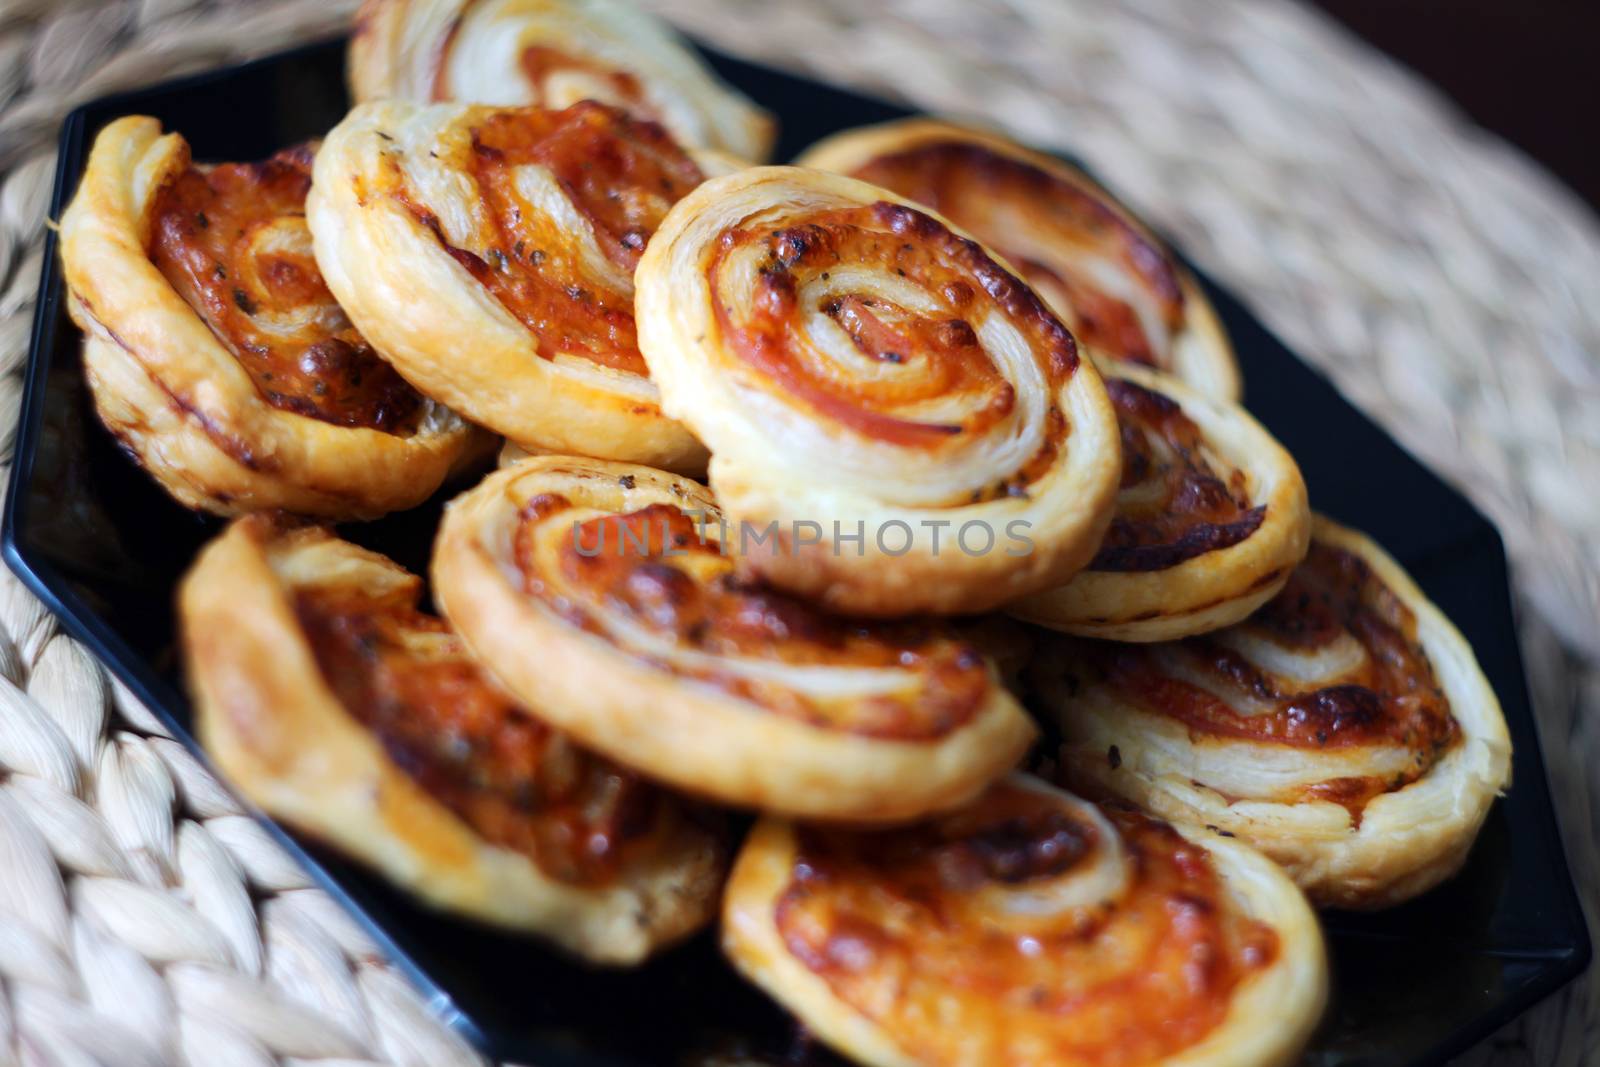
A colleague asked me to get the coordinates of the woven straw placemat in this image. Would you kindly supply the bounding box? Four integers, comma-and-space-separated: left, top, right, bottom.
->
0, 1, 1593, 1064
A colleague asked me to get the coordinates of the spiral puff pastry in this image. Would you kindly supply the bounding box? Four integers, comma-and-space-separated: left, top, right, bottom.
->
1030, 516, 1513, 909
798, 121, 1241, 401
180, 516, 724, 962
724, 773, 1326, 1067
635, 167, 1122, 616
1009, 361, 1309, 641
432, 455, 1037, 822
58, 117, 479, 518
350, 0, 774, 162
309, 99, 713, 472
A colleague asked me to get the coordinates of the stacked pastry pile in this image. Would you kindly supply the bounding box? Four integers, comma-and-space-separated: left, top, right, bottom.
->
54, 0, 1514, 1063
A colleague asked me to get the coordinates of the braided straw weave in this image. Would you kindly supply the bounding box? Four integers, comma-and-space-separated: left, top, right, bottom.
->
0, 0, 1593, 1064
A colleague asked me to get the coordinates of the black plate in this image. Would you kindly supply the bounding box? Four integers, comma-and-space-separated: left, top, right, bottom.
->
4, 36, 1590, 1067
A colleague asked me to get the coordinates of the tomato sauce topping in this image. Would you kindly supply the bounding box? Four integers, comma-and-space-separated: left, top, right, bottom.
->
1089, 377, 1263, 571
775, 783, 1277, 1067
851, 142, 1184, 367
710, 200, 1076, 465
511, 494, 990, 740
1073, 542, 1458, 807
295, 585, 670, 885
404, 102, 701, 375
148, 145, 423, 432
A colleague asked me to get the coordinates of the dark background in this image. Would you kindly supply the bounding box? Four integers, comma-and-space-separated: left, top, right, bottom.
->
1312, 0, 1600, 212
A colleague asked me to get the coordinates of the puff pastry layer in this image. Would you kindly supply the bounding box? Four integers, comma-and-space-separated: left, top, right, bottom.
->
309, 99, 710, 472
1009, 361, 1308, 641
432, 455, 1037, 822
180, 515, 725, 962
798, 120, 1242, 401
59, 116, 479, 518
351, 0, 774, 161
635, 166, 1122, 616
1030, 515, 1513, 909
724, 773, 1325, 1067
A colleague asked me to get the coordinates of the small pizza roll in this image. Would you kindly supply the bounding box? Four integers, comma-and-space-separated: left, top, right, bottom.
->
58, 116, 480, 518
180, 516, 724, 963
350, 0, 775, 161
308, 99, 711, 472
635, 166, 1122, 616
1009, 361, 1309, 641
724, 773, 1326, 1067
798, 120, 1241, 401
432, 455, 1037, 823
1030, 515, 1513, 909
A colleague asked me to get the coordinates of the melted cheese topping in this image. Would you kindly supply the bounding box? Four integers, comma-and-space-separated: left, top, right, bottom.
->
148, 144, 423, 432
774, 779, 1277, 1067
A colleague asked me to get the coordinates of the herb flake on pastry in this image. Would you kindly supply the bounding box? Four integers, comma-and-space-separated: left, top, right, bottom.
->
1009, 361, 1309, 641
181, 516, 725, 963
309, 99, 711, 472
350, 0, 775, 161
723, 773, 1326, 1067
432, 455, 1037, 823
635, 165, 1122, 616
58, 116, 480, 518
1030, 515, 1513, 909
798, 120, 1241, 401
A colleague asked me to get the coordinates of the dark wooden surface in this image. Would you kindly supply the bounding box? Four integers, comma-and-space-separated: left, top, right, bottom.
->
1312, 0, 1600, 212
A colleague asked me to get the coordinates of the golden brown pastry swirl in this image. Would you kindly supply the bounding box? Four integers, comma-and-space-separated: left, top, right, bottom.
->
1030, 515, 1512, 908
181, 517, 724, 962
636, 166, 1122, 616
309, 99, 713, 471
723, 774, 1326, 1067
59, 117, 480, 518
432, 455, 1037, 822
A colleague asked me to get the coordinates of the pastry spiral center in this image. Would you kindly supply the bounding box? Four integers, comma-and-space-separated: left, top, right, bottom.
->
709, 200, 1077, 502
